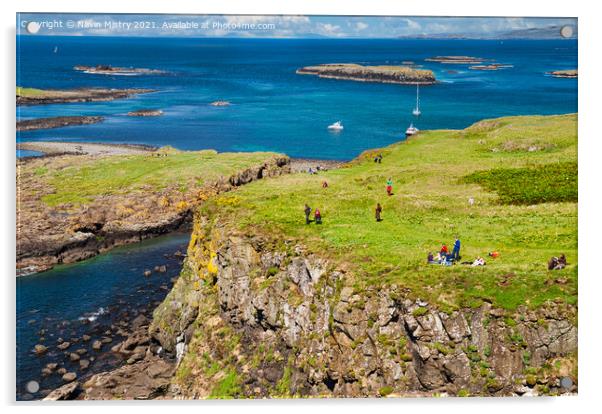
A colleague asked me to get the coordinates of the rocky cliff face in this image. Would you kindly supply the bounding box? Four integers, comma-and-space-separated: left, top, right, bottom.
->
148, 214, 577, 398
17, 155, 290, 275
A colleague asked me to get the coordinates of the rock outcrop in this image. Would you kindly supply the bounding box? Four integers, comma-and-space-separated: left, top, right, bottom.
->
147, 214, 577, 398
17, 154, 290, 275
16, 116, 104, 131
16, 88, 154, 106
297, 64, 436, 85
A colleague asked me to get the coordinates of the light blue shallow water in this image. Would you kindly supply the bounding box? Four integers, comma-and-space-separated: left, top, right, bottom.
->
17, 36, 577, 160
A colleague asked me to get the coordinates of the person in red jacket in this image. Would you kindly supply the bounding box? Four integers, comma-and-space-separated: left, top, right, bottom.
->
314, 208, 322, 224
440, 244, 448, 255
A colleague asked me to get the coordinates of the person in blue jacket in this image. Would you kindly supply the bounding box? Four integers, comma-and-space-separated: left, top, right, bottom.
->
452, 236, 461, 260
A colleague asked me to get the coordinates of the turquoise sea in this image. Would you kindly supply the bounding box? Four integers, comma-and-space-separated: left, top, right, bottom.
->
17, 36, 577, 160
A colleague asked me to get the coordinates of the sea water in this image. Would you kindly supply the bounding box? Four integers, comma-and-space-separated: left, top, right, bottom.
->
16, 36, 577, 160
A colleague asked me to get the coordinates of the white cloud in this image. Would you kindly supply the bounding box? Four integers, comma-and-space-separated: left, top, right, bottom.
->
403, 18, 421, 31
355, 22, 368, 31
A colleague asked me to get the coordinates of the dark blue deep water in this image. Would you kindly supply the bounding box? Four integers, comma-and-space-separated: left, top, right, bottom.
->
16, 233, 189, 400
17, 36, 577, 160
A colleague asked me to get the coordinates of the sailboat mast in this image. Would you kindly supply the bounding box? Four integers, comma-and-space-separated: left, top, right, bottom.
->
416, 84, 420, 109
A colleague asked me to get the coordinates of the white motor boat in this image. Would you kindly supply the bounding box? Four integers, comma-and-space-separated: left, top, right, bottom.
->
405, 123, 419, 136
327, 121, 344, 131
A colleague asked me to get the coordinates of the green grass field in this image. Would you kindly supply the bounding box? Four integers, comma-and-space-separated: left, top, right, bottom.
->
38, 149, 280, 206
202, 114, 578, 311
16, 86, 46, 97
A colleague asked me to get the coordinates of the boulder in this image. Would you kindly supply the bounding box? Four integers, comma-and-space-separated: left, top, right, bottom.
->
62, 372, 77, 382
43, 381, 79, 400
34, 344, 48, 355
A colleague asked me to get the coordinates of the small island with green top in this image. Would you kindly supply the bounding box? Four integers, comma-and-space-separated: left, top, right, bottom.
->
17, 86, 154, 106
296, 63, 436, 85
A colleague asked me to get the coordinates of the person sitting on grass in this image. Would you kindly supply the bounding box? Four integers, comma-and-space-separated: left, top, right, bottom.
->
471, 256, 486, 267
440, 244, 449, 256
488, 251, 500, 259
427, 252, 437, 264
304, 204, 312, 225
375, 203, 383, 222
314, 208, 322, 224
322, 181, 328, 188
386, 177, 393, 196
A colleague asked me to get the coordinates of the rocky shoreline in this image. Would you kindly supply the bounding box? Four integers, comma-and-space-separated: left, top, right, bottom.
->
20, 241, 188, 401
17, 116, 104, 132
17, 141, 156, 157
297, 63, 436, 85
16, 150, 291, 275
16, 87, 154, 106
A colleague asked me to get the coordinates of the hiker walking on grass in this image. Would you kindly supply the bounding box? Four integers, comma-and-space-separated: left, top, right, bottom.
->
386, 177, 393, 196
304, 204, 312, 224
314, 208, 322, 224
452, 236, 461, 260
375, 203, 383, 222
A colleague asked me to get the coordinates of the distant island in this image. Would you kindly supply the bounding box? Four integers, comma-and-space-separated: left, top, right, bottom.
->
548, 69, 578, 78
469, 64, 514, 71
17, 116, 104, 132
74, 65, 166, 76
425, 56, 486, 64
127, 109, 164, 117
16, 86, 154, 106
296, 63, 436, 85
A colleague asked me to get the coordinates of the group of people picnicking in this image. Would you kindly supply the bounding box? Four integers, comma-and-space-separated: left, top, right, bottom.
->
301, 159, 568, 271
427, 237, 463, 266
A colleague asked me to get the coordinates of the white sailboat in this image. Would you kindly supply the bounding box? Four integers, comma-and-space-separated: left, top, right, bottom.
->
412, 84, 421, 116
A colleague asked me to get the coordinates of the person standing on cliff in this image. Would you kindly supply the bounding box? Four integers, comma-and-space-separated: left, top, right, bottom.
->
304, 204, 312, 224
375, 203, 383, 222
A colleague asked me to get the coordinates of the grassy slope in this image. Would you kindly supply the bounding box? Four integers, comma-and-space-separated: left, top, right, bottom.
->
16, 86, 46, 97
38, 149, 280, 206
203, 114, 577, 311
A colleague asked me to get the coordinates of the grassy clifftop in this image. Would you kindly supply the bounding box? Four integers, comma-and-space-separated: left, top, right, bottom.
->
202, 114, 577, 311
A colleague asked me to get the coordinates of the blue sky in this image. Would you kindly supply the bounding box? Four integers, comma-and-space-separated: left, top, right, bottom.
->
17, 14, 577, 38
